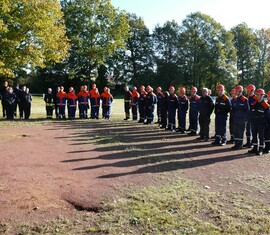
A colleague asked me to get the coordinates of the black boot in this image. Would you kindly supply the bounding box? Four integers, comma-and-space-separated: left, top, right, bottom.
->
257, 147, 263, 156
248, 146, 257, 154
263, 146, 270, 154
244, 138, 253, 148
227, 136, 235, 144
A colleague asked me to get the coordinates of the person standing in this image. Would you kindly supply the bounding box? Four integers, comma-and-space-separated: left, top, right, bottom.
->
245, 84, 257, 148
177, 87, 189, 133
54, 87, 60, 118
188, 87, 200, 136
24, 88, 32, 119
197, 88, 214, 142
228, 89, 237, 144
77, 85, 90, 119
160, 91, 169, 129
123, 86, 132, 120
138, 86, 147, 123
57, 86, 67, 119
44, 88, 54, 119
264, 91, 270, 154
101, 87, 113, 119
6, 87, 16, 120
13, 84, 21, 118
89, 83, 97, 98
145, 86, 157, 125
156, 87, 164, 124
248, 89, 269, 155
90, 88, 101, 119
167, 86, 178, 132
231, 85, 249, 150
212, 84, 231, 146
1, 81, 9, 118
19, 85, 27, 119
67, 88, 77, 120
131, 86, 140, 120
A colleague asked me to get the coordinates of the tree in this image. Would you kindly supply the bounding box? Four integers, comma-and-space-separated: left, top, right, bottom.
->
231, 23, 258, 87
152, 21, 181, 88
0, 0, 69, 78
60, 0, 130, 84
254, 29, 270, 88
107, 13, 155, 86
178, 12, 236, 91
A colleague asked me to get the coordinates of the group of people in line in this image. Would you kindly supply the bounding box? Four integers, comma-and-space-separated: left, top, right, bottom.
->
44, 84, 113, 120
123, 84, 270, 156
0, 81, 32, 120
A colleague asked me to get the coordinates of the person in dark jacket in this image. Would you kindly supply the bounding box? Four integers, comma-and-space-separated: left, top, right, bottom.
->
264, 91, 270, 153
138, 86, 147, 123
44, 88, 54, 119
54, 86, 60, 118
13, 84, 21, 118
145, 86, 157, 125
212, 84, 231, 146
228, 88, 237, 144
197, 88, 214, 142
167, 86, 178, 132
131, 86, 140, 120
156, 87, 164, 124
188, 87, 200, 136
6, 87, 16, 120
123, 86, 132, 120
231, 85, 249, 150
160, 91, 169, 129
1, 81, 9, 118
19, 85, 27, 119
248, 89, 270, 155
24, 88, 32, 119
177, 87, 189, 133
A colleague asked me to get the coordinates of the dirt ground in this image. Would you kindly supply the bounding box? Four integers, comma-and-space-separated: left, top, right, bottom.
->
0, 119, 270, 224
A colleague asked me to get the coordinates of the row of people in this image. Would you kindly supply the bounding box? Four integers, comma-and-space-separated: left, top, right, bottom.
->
44, 84, 113, 120
0, 81, 32, 120
123, 84, 270, 156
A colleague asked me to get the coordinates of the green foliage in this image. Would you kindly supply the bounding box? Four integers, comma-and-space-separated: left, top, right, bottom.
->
0, 0, 70, 78
60, 0, 130, 83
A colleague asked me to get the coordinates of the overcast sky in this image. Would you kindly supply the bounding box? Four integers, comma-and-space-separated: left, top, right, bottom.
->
111, 0, 270, 30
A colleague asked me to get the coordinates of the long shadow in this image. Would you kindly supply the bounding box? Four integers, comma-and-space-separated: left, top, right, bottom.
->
97, 153, 250, 178
70, 146, 240, 171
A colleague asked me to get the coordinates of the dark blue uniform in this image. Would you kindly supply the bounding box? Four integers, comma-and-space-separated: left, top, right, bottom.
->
6, 92, 16, 120
189, 95, 200, 134
232, 95, 249, 148
214, 95, 231, 144
198, 96, 214, 140
177, 95, 189, 132
246, 95, 257, 147
250, 100, 270, 152
160, 92, 169, 128
145, 92, 157, 124
138, 91, 147, 123
167, 94, 178, 131
124, 90, 132, 120
157, 92, 165, 123
229, 97, 237, 142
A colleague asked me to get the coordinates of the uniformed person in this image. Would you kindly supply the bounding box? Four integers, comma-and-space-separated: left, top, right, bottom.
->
6, 87, 16, 120
131, 86, 140, 120
264, 91, 270, 153
13, 84, 21, 117
54, 86, 60, 118
160, 91, 169, 129
77, 85, 89, 119
228, 89, 237, 144
123, 86, 132, 120
44, 88, 54, 119
231, 85, 249, 150
1, 81, 9, 118
188, 87, 200, 136
197, 88, 214, 141
177, 87, 188, 133
101, 87, 113, 119
56, 86, 67, 119
167, 86, 178, 131
212, 84, 231, 146
89, 83, 97, 98
145, 86, 157, 125
90, 88, 101, 119
67, 87, 77, 120
138, 86, 147, 123
245, 84, 257, 148
248, 89, 270, 155
156, 87, 164, 124
24, 88, 32, 119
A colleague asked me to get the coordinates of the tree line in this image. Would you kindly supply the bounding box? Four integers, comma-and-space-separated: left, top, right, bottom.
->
1, 0, 270, 93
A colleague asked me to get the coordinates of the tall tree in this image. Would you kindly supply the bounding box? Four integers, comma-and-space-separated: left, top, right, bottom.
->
231, 23, 258, 87
108, 13, 155, 86
178, 12, 236, 91
60, 0, 130, 84
254, 29, 270, 88
0, 0, 69, 78
152, 21, 181, 88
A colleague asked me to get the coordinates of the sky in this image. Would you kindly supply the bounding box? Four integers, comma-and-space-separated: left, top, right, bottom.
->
111, 0, 270, 31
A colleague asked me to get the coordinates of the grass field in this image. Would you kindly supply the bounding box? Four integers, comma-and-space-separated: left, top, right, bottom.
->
1, 97, 270, 235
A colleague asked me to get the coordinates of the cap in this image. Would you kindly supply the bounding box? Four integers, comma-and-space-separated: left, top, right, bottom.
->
255, 88, 265, 95
235, 85, 243, 92
179, 87, 186, 93
246, 84, 256, 91
190, 87, 197, 92
216, 84, 224, 91
169, 86, 175, 91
